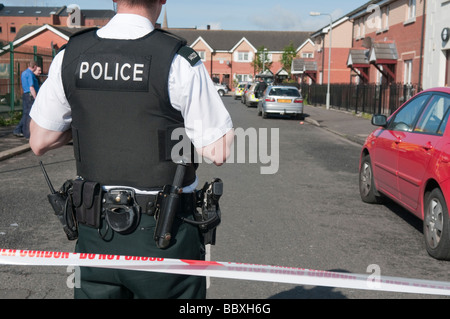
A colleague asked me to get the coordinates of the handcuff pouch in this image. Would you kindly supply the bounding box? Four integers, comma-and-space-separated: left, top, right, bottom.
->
103, 188, 140, 235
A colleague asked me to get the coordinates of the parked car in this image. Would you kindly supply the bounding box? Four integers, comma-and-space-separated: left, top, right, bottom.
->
244, 83, 261, 107
234, 82, 248, 100
359, 87, 450, 260
215, 83, 229, 97
257, 85, 303, 118
240, 82, 253, 105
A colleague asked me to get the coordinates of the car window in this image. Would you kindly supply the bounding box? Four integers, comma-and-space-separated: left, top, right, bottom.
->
268, 88, 300, 97
389, 94, 430, 132
414, 94, 450, 135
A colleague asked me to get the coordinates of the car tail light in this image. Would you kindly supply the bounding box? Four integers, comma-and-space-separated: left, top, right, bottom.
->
294, 99, 303, 103
265, 97, 275, 102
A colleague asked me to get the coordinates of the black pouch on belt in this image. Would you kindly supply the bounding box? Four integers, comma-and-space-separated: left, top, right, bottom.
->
103, 188, 140, 235
72, 180, 102, 229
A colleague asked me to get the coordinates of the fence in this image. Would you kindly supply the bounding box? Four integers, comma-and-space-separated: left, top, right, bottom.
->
301, 83, 420, 116
0, 44, 54, 113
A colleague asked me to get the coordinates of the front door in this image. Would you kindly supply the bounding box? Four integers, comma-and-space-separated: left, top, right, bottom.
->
397, 94, 450, 212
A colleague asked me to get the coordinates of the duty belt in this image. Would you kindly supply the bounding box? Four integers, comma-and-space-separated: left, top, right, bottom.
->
101, 189, 196, 217
100, 187, 196, 236
72, 179, 196, 235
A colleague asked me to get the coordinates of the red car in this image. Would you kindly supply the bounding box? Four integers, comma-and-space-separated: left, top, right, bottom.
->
359, 87, 450, 260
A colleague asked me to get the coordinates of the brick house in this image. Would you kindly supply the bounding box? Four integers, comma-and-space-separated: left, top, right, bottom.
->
347, 0, 427, 87
297, 16, 354, 85
0, 4, 114, 44
167, 28, 312, 88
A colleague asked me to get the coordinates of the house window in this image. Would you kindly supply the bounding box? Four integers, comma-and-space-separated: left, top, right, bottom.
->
361, 18, 366, 38
383, 6, 390, 30
10, 26, 16, 33
404, 60, 413, 85
407, 0, 416, 20
302, 52, 314, 58
197, 51, 206, 62
236, 74, 253, 82
237, 51, 250, 62
356, 21, 361, 39
259, 52, 272, 63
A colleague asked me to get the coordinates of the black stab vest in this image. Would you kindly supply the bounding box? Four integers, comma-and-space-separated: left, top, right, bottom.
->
61, 28, 196, 190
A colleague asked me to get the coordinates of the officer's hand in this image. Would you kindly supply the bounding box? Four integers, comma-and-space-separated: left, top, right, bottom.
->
196, 129, 234, 166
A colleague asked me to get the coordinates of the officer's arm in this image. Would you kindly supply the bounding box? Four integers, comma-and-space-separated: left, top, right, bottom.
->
196, 129, 234, 166
29, 120, 72, 156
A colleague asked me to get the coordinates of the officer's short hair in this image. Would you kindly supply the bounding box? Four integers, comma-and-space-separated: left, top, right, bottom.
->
117, 0, 159, 6
28, 60, 37, 68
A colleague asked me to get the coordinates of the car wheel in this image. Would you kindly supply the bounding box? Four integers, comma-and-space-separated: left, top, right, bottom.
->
218, 90, 224, 97
359, 154, 380, 204
424, 188, 450, 260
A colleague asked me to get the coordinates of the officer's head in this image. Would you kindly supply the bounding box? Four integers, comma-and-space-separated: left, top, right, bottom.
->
114, 0, 167, 21
114, 0, 165, 8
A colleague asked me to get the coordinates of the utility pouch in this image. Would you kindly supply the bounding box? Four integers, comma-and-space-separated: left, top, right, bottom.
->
72, 180, 102, 229
103, 188, 140, 235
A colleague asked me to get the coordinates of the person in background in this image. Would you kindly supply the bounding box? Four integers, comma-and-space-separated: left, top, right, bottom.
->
14, 60, 39, 138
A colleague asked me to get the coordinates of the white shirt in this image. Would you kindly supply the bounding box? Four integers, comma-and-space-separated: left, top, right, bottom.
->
30, 13, 233, 149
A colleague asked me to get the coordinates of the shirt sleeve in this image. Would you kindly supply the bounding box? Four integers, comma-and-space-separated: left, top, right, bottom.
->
30, 50, 72, 132
168, 55, 233, 149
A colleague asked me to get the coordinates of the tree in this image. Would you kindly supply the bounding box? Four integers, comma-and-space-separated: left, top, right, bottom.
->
252, 46, 272, 74
281, 42, 297, 76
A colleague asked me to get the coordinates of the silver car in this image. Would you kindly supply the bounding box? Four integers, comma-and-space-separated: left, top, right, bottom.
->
258, 85, 303, 119
214, 83, 229, 97
244, 83, 260, 107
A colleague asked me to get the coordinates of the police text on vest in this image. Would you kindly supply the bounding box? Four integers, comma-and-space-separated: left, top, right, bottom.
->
79, 61, 145, 82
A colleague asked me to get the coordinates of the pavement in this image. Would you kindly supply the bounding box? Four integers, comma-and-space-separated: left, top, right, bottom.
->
302, 104, 376, 146
0, 103, 377, 161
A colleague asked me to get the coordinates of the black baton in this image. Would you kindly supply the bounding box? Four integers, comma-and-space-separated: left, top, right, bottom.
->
154, 161, 187, 249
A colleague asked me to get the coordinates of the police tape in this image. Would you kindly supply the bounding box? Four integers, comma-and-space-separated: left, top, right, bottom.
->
1, 248, 450, 296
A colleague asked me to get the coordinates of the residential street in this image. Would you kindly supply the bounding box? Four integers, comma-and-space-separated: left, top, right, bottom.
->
0, 96, 449, 299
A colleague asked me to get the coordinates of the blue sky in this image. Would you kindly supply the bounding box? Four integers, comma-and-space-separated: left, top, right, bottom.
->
2, 0, 369, 31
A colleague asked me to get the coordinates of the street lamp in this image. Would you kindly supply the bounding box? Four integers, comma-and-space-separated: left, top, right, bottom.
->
310, 11, 332, 110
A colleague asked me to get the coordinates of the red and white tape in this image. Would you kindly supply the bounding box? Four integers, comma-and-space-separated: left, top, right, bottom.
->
1, 248, 450, 296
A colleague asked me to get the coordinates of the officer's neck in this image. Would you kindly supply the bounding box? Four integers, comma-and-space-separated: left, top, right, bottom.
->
116, 5, 160, 27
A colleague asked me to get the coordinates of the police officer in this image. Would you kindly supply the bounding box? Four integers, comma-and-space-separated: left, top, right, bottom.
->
29, 0, 234, 299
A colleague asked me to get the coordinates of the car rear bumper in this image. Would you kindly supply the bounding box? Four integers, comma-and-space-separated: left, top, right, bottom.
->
263, 103, 303, 114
